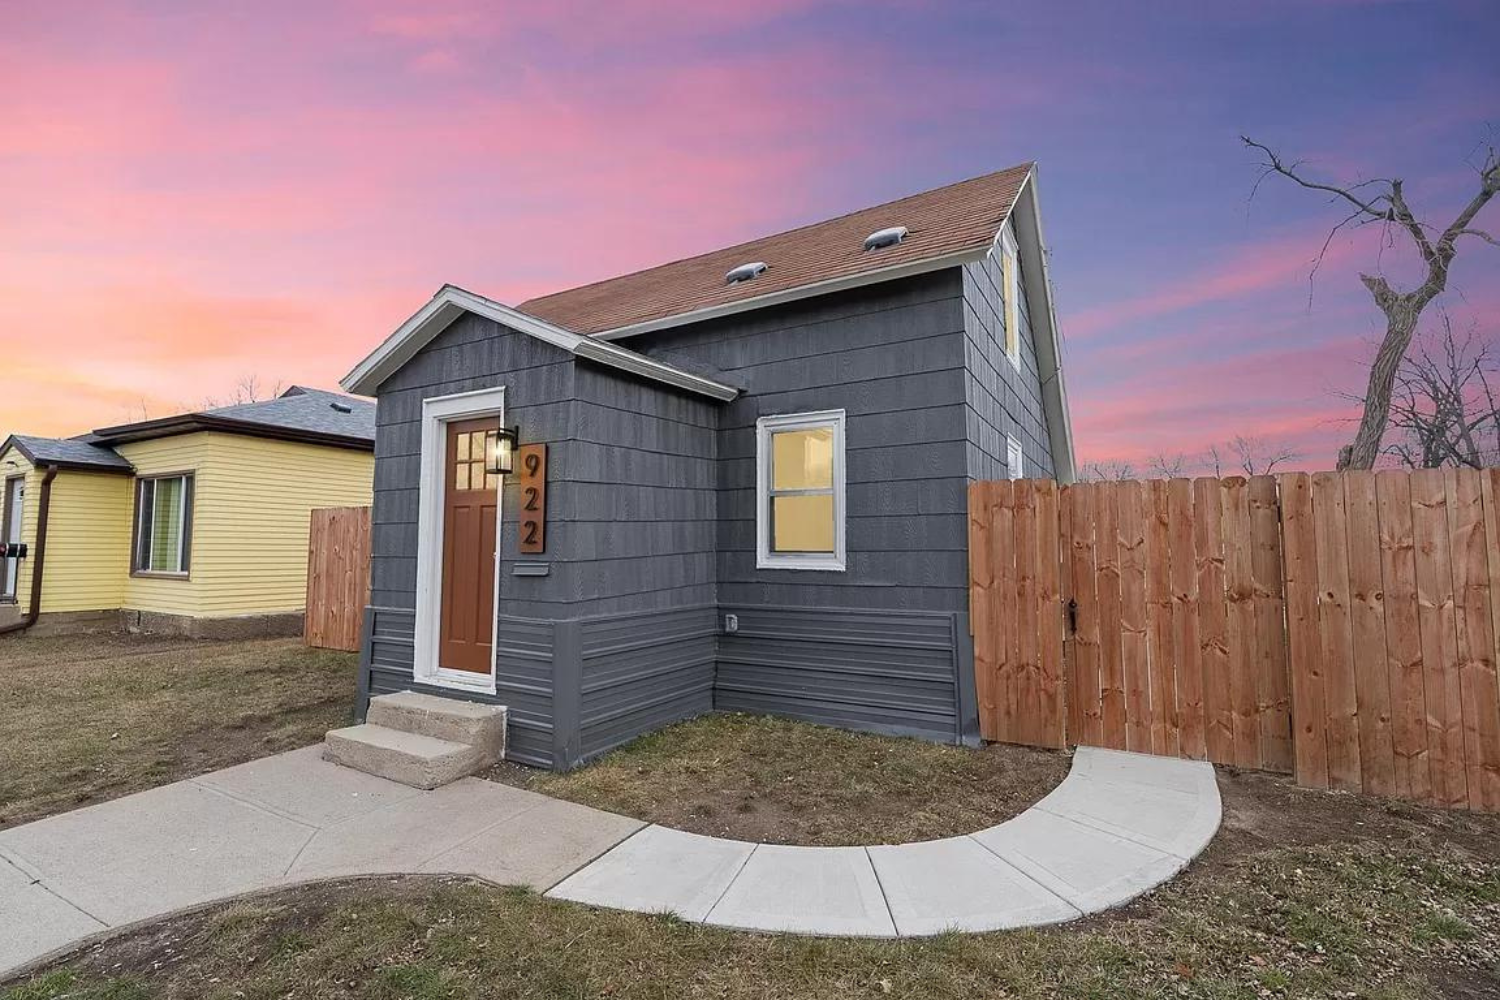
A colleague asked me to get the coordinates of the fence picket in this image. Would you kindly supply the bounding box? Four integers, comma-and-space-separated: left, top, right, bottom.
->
1412, 469, 1468, 808
1447, 469, 1499, 811
1118, 481, 1152, 752
1249, 475, 1293, 773
1146, 480, 1177, 756
1035, 481, 1066, 749
1096, 482, 1126, 749
1345, 471, 1397, 798
1169, 479, 1205, 759
1376, 471, 1429, 802
1222, 477, 1260, 769
1193, 477, 1232, 764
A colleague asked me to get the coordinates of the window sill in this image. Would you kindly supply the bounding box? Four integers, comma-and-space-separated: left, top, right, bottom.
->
131, 571, 190, 581
756, 556, 847, 573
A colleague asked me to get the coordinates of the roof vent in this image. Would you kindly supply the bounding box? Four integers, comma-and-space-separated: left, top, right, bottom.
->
725, 261, 768, 285
329, 401, 353, 414
864, 226, 908, 251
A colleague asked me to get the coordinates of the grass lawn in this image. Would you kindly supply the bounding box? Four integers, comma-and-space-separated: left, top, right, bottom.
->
6, 769, 1498, 999
486, 712, 1072, 845
0, 631, 358, 829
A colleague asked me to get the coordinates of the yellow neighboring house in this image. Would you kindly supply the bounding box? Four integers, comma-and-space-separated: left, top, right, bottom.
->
0, 387, 374, 638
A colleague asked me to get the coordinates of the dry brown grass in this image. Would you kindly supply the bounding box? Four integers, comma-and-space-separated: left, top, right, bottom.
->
486, 712, 1071, 846
0, 631, 357, 828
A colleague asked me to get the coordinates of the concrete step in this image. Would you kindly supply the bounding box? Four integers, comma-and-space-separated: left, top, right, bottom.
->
367, 690, 508, 759
323, 724, 490, 790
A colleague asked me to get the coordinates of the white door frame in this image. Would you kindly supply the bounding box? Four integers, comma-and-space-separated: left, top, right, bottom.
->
413, 386, 506, 695
2, 476, 25, 602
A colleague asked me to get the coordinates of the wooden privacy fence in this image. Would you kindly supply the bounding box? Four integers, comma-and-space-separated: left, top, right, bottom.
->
305, 505, 372, 652
969, 469, 1500, 813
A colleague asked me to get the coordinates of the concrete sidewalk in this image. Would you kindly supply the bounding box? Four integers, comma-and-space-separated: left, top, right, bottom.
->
548, 746, 1221, 936
0, 746, 643, 977
0, 744, 1220, 978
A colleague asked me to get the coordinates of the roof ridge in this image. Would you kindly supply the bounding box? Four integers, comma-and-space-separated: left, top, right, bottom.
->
519, 162, 1034, 310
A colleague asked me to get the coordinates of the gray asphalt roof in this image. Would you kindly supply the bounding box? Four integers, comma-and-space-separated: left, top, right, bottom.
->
202, 387, 375, 443
6, 434, 134, 470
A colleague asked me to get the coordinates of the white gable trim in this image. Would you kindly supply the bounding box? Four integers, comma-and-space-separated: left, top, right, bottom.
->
340, 285, 739, 402
1003, 169, 1077, 484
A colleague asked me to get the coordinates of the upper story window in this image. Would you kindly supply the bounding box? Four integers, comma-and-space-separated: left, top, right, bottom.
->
133, 473, 194, 576
1001, 228, 1021, 370
1007, 435, 1025, 480
756, 410, 846, 572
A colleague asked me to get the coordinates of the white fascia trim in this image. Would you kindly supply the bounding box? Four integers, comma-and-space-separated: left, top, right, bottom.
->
592, 248, 991, 343
341, 285, 738, 402
1001, 169, 1077, 484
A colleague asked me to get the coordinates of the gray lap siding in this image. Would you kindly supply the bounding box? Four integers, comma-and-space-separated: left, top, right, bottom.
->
961, 244, 1055, 481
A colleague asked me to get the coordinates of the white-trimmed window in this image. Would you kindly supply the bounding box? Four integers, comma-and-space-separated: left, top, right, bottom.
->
1001, 227, 1021, 370
132, 474, 194, 576
756, 410, 846, 571
1006, 435, 1024, 480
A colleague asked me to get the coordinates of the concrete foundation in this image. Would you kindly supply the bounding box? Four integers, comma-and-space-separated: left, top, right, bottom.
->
123, 609, 305, 640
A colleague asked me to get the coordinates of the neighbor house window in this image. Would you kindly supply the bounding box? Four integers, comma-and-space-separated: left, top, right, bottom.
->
133, 474, 194, 575
756, 410, 846, 571
1007, 435, 1025, 480
1001, 227, 1021, 369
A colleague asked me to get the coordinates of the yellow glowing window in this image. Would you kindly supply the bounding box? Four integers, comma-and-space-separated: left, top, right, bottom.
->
757, 411, 845, 570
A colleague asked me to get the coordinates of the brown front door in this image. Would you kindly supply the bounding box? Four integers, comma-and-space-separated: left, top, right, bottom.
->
439, 418, 501, 674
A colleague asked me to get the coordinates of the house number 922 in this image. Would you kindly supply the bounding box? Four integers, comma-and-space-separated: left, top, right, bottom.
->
517, 443, 546, 554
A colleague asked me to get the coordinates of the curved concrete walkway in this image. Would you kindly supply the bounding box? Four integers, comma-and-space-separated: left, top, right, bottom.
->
0, 745, 1218, 978
548, 746, 1220, 936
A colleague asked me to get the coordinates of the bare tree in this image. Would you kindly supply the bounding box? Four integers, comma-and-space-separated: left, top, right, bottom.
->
1383, 315, 1500, 468
1225, 434, 1300, 475
199, 374, 286, 410
1145, 452, 1190, 478
1080, 460, 1136, 481
1242, 136, 1499, 470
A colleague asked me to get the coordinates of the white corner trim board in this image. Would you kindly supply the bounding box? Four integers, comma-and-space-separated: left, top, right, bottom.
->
342, 285, 739, 402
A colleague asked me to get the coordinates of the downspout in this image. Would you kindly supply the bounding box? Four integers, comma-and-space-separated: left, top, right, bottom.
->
0, 464, 58, 636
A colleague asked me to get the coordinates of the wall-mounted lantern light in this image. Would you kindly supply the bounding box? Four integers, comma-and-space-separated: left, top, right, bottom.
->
485, 427, 519, 476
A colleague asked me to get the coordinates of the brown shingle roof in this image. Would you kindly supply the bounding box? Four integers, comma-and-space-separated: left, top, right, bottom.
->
519, 162, 1033, 336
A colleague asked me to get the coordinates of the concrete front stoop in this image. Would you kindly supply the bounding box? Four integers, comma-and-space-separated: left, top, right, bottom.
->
324, 691, 507, 789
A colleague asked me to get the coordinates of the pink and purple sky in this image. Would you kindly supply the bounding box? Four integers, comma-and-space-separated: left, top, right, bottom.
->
2, 0, 1496, 470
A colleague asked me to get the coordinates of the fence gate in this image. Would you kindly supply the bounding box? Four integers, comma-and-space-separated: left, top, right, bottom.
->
969, 470, 1500, 812
305, 505, 372, 652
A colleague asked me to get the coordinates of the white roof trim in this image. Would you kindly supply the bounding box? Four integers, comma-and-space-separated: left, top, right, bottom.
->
1002, 169, 1077, 484
340, 285, 739, 401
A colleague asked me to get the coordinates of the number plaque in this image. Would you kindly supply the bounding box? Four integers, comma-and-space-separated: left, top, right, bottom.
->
516, 443, 546, 554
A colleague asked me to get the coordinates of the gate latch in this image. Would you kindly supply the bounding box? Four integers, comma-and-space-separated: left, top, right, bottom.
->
1066, 597, 1078, 635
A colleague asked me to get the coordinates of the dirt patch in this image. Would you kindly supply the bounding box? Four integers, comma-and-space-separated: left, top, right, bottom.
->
484, 712, 1072, 846
0, 631, 357, 829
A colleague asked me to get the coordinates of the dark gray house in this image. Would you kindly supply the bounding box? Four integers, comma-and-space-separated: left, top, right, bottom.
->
341, 163, 1075, 770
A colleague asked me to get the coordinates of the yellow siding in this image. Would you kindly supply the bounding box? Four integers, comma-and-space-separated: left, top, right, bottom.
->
117, 432, 373, 618
36, 471, 131, 612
